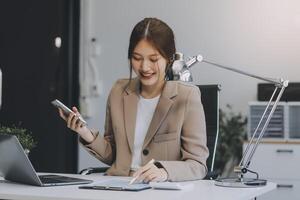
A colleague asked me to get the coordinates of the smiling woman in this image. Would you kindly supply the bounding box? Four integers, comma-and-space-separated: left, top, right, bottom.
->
55, 17, 209, 182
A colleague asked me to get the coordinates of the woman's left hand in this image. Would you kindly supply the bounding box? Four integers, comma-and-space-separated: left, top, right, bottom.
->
132, 162, 168, 183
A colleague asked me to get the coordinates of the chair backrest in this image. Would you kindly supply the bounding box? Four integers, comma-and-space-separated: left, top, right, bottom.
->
197, 85, 221, 173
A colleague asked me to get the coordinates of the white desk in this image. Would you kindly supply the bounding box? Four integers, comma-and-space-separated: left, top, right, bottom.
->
0, 173, 276, 200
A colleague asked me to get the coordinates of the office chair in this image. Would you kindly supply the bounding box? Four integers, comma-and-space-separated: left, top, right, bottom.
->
80, 84, 221, 179
197, 85, 221, 180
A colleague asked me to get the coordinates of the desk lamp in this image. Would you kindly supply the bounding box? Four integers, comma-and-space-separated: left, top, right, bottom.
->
172, 52, 289, 187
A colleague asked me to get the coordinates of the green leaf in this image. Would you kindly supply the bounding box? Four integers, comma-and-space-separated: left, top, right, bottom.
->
214, 105, 247, 175
0, 124, 37, 151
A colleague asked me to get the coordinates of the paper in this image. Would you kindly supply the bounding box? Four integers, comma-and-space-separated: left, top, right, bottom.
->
149, 182, 194, 190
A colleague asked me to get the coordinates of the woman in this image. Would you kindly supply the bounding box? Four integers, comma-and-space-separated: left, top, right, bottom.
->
59, 18, 208, 182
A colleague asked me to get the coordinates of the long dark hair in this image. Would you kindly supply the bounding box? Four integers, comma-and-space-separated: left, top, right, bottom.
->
128, 18, 176, 83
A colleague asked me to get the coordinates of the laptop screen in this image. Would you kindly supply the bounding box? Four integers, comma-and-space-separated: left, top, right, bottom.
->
0, 135, 92, 186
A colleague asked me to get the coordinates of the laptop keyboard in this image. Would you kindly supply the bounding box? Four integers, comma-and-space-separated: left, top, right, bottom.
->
39, 175, 87, 184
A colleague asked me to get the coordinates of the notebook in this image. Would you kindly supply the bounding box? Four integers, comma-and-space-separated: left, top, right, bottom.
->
0, 135, 92, 186
79, 179, 151, 191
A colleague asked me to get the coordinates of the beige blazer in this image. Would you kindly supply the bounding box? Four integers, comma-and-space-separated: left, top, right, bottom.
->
80, 78, 209, 181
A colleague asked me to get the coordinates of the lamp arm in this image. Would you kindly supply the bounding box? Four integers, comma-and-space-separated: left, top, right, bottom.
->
186, 55, 288, 87
239, 87, 278, 167
242, 85, 286, 170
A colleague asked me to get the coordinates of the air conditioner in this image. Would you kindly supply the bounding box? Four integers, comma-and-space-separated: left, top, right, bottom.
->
248, 102, 300, 140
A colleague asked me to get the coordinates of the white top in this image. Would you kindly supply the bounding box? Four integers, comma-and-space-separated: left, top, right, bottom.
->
131, 95, 160, 169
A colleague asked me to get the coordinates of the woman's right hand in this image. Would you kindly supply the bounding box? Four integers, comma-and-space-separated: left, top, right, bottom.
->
58, 107, 95, 143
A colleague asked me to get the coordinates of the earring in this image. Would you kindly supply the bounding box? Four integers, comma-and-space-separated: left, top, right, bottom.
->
165, 64, 174, 81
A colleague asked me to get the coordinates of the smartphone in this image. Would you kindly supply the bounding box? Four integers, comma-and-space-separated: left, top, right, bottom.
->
51, 99, 87, 125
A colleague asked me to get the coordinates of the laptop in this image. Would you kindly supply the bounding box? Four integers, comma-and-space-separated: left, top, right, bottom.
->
0, 135, 93, 186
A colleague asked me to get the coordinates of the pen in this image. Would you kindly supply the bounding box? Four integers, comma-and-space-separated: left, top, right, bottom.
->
129, 159, 155, 185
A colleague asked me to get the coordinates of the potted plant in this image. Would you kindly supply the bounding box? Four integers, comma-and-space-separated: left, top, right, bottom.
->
0, 125, 37, 155
214, 104, 247, 177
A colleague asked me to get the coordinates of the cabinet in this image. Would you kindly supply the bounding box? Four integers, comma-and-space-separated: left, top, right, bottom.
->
246, 101, 300, 199
244, 143, 300, 200
258, 179, 300, 200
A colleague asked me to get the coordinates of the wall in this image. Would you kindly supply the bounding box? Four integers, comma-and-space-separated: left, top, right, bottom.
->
78, 0, 300, 171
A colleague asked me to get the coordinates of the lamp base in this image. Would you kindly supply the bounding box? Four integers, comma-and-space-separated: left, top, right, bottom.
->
215, 177, 267, 188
